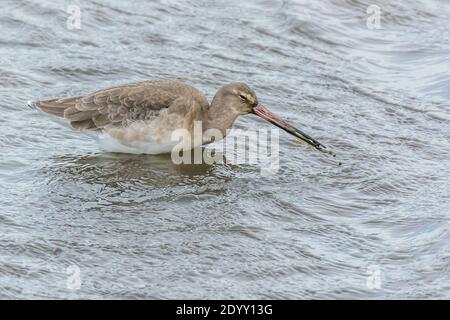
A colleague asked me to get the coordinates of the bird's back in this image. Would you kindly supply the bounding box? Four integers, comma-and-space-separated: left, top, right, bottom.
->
29, 80, 210, 131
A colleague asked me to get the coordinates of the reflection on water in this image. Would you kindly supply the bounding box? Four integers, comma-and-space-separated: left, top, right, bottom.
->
0, 0, 449, 299
47, 152, 219, 183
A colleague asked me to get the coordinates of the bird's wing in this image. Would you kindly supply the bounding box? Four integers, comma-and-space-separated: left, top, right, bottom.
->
30, 80, 209, 131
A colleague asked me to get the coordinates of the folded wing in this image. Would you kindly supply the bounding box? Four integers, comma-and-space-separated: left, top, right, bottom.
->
29, 80, 209, 131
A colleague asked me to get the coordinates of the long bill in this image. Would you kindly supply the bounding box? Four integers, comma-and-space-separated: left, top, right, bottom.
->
253, 103, 332, 154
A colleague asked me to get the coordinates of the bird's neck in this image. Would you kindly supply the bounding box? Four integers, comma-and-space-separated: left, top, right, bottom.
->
203, 100, 240, 139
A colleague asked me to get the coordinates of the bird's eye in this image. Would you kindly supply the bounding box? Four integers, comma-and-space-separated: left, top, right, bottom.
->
239, 94, 247, 102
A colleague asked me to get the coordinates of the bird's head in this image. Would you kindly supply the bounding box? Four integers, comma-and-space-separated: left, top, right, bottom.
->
214, 82, 329, 152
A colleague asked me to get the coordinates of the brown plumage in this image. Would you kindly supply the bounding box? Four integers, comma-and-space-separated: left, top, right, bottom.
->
28, 80, 329, 154
29, 80, 210, 131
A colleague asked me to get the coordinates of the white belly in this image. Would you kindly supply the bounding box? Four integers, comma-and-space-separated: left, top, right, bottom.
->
97, 132, 178, 154
96, 121, 196, 155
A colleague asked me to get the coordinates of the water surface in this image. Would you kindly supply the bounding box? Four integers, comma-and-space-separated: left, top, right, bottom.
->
0, 0, 449, 299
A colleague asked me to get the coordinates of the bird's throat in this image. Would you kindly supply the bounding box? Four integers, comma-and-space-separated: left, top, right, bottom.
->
203, 103, 240, 138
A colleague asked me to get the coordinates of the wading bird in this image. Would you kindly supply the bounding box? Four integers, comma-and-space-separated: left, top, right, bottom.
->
29, 80, 332, 155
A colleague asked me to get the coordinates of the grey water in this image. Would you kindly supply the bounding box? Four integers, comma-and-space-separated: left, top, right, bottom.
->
0, 0, 449, 299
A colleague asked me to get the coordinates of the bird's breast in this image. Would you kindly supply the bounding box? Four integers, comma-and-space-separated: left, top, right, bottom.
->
98, 115, 202, 155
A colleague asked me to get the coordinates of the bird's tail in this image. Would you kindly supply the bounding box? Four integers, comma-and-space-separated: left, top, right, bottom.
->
27, 97, 81, 118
